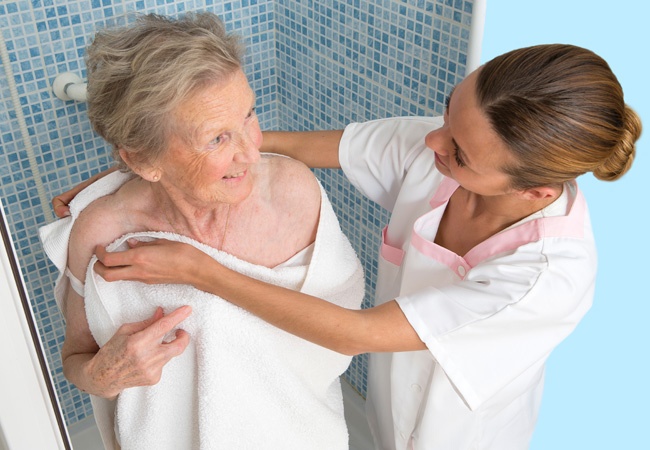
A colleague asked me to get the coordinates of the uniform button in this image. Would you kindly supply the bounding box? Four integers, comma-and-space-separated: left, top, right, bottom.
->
458, 265, 466, 276
411, 383, 422, 392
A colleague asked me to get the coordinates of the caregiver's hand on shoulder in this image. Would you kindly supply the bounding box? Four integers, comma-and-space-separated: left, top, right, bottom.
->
93, 239, 208, 286
52, 166, 118, 218
87, 305, 192, 399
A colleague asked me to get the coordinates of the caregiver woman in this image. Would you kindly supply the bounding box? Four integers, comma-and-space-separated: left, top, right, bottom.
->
90, 44, 641, 449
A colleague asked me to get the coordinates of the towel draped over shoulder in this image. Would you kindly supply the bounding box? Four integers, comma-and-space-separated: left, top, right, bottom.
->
39, 170, 365, 450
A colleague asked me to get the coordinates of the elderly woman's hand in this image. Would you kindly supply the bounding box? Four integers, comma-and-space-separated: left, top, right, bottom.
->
94, 239, 210, 287
82, 305, 192, 399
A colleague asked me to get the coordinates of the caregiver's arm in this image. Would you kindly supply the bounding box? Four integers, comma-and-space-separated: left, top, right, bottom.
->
94, 240, 426, 355
52, 130, 343, 216
262, 130, 344, 169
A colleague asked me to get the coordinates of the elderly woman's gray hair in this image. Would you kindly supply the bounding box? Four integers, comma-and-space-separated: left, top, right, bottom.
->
86, 12, 245, 170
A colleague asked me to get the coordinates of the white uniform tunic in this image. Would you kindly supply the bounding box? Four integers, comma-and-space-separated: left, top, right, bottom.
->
339, 117, 597, 450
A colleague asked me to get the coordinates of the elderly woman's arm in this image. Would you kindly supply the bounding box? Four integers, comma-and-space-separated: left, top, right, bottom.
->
61, 288, 192, 398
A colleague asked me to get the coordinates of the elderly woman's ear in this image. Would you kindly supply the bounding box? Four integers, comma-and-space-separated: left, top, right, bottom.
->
118, 148, 162, 182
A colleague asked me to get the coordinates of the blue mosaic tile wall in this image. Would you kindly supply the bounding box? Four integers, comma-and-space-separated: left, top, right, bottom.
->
0, 0, 473, 428
273, 0, 473, 396
0, 0, 278, 427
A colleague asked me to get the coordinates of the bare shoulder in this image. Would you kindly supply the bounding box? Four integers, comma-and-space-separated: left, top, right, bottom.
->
254, 155, 321, 253
68, 179, 147, 279
71, 194, 122, 245
260, 154, 321, 208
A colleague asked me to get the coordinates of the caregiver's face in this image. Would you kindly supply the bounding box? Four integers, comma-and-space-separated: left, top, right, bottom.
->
160, 69, 263, 206
425, 70, 517, 197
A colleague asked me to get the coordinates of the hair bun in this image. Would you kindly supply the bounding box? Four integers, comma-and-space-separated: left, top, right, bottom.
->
593, 105, 642, 181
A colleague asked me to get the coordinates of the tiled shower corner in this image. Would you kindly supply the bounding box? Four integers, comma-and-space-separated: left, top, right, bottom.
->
0, 0, 473, 427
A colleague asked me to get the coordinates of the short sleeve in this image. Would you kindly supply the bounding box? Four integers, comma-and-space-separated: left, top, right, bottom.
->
397, 237, 597, 410
339, 116, 444, 212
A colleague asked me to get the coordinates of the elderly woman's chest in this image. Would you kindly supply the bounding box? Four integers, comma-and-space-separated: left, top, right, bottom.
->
221, 201, 317, 268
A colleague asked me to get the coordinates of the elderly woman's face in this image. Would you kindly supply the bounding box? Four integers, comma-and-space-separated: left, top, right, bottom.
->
158, 70, 262, 206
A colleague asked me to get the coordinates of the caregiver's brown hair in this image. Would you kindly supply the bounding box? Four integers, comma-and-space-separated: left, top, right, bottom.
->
476, 43, 641, 190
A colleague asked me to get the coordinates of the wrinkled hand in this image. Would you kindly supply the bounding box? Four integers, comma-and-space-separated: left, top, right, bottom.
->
94, 239, 207, 286
87, 305, 192, 398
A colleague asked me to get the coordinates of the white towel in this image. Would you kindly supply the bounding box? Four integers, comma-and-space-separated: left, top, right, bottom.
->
38, 170, 134, 313
39, 170, 365, 450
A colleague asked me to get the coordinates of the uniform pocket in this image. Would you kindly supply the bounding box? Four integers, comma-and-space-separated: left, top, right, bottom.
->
380, 226, 405, 266
375, 226, 405, 304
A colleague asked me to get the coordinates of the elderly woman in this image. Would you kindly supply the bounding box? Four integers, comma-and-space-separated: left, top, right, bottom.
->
39, 12, 363, 450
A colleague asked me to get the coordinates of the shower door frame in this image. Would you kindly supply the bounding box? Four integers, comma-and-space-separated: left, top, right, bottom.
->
0, 200, 70, 449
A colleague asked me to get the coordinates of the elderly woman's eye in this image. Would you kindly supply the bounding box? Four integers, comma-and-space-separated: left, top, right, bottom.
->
246, 106, 256, 119
208, 135, 223, 146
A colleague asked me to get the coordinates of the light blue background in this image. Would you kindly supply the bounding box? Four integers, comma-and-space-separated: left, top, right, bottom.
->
481, 2, 649, 449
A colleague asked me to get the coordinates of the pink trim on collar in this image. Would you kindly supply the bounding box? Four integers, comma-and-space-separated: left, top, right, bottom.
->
429, 176, 459, 208
411, 179, 587, 275
411, 227, 471, 278
465, 182, 586, 266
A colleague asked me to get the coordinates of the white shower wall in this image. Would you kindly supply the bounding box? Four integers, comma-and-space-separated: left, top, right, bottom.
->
0, 0, 477, 429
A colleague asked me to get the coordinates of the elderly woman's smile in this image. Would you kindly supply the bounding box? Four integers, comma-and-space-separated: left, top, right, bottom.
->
223, 171, 246, 179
